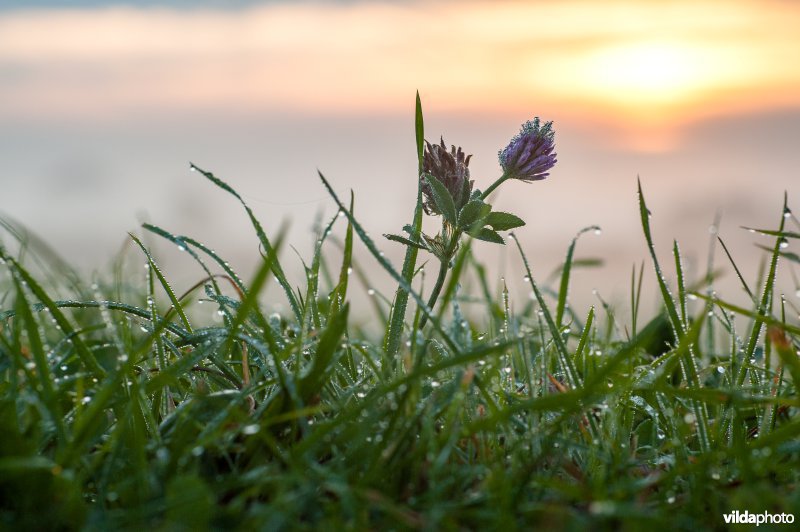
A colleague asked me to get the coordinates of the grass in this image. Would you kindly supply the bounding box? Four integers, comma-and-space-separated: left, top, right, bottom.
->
2, 101, 800, 530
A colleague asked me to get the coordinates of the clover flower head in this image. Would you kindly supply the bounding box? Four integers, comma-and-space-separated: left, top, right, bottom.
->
421, 137, 474, 216
498, 118, 557, 182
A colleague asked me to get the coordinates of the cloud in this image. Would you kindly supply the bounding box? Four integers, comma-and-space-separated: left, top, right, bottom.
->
0, 0, 798, 132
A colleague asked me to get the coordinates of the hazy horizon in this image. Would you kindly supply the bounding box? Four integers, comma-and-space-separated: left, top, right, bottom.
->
2, 0, 799, 319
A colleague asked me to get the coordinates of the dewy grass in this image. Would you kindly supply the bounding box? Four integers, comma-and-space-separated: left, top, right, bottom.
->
2, 96, 800, 531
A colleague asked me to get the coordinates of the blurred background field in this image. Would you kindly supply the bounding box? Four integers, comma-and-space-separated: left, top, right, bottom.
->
2, 0, 799, 319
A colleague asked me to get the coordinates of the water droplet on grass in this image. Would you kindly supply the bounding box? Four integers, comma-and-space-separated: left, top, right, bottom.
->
367, 288, 375, 296
717, 366, 725, 374
779, 238, 789, 249
242, 424, 260, 435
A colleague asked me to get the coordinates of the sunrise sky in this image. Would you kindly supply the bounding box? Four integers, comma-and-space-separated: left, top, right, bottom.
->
2, 0, 799, 313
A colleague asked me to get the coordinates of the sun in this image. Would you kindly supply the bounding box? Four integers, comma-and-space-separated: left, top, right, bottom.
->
581, 41, 711, 107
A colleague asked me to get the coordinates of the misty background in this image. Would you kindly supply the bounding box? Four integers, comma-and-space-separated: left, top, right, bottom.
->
2, 0, 799, 322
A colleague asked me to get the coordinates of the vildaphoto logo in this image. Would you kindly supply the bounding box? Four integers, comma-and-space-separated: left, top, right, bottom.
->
723, 510, 795, 526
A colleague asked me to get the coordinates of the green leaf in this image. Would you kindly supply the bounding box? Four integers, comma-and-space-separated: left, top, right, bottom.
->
741, 227, 800, 239
299, 304, 349, 402
129, 233, 193, 334
458, 199, 491, 229
384, 233, 428, 251
191, 163, 301, 323
485, 211, 526, 231
556, 225, 600, 327
756, 244, 800, 264
469, 227, 505, 245
384, 91, 427, 357
415, 90, 425, 164
424, 174, 457, 225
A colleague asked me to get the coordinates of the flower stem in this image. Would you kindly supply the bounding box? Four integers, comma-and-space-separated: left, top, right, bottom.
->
418, 257, 449, 330
480, 173, 510, 200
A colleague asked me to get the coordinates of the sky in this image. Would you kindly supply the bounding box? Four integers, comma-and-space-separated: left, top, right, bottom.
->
2, 0, 799, 319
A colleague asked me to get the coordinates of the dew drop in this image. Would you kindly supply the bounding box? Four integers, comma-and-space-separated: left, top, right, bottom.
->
779, 238, 789, 249
430, 381, 441, 388
156, 447, 170, 462
716, 366, 725, 374
242, 424, 260, 435
367, 288, 376, 296
593, 228, 602, 236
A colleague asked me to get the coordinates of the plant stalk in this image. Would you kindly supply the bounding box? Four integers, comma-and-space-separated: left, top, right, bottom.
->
418, 257, 449, 329
480, 173, 510, 200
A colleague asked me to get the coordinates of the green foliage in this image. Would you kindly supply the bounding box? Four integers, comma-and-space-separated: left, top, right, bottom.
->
1, 115, 800, 530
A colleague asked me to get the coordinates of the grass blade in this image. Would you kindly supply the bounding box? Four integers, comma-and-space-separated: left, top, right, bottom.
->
384, 91, 425, 357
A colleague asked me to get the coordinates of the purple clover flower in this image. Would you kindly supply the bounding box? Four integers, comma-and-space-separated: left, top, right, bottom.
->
421, 138, 474, 216
498, 118, 557, 182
